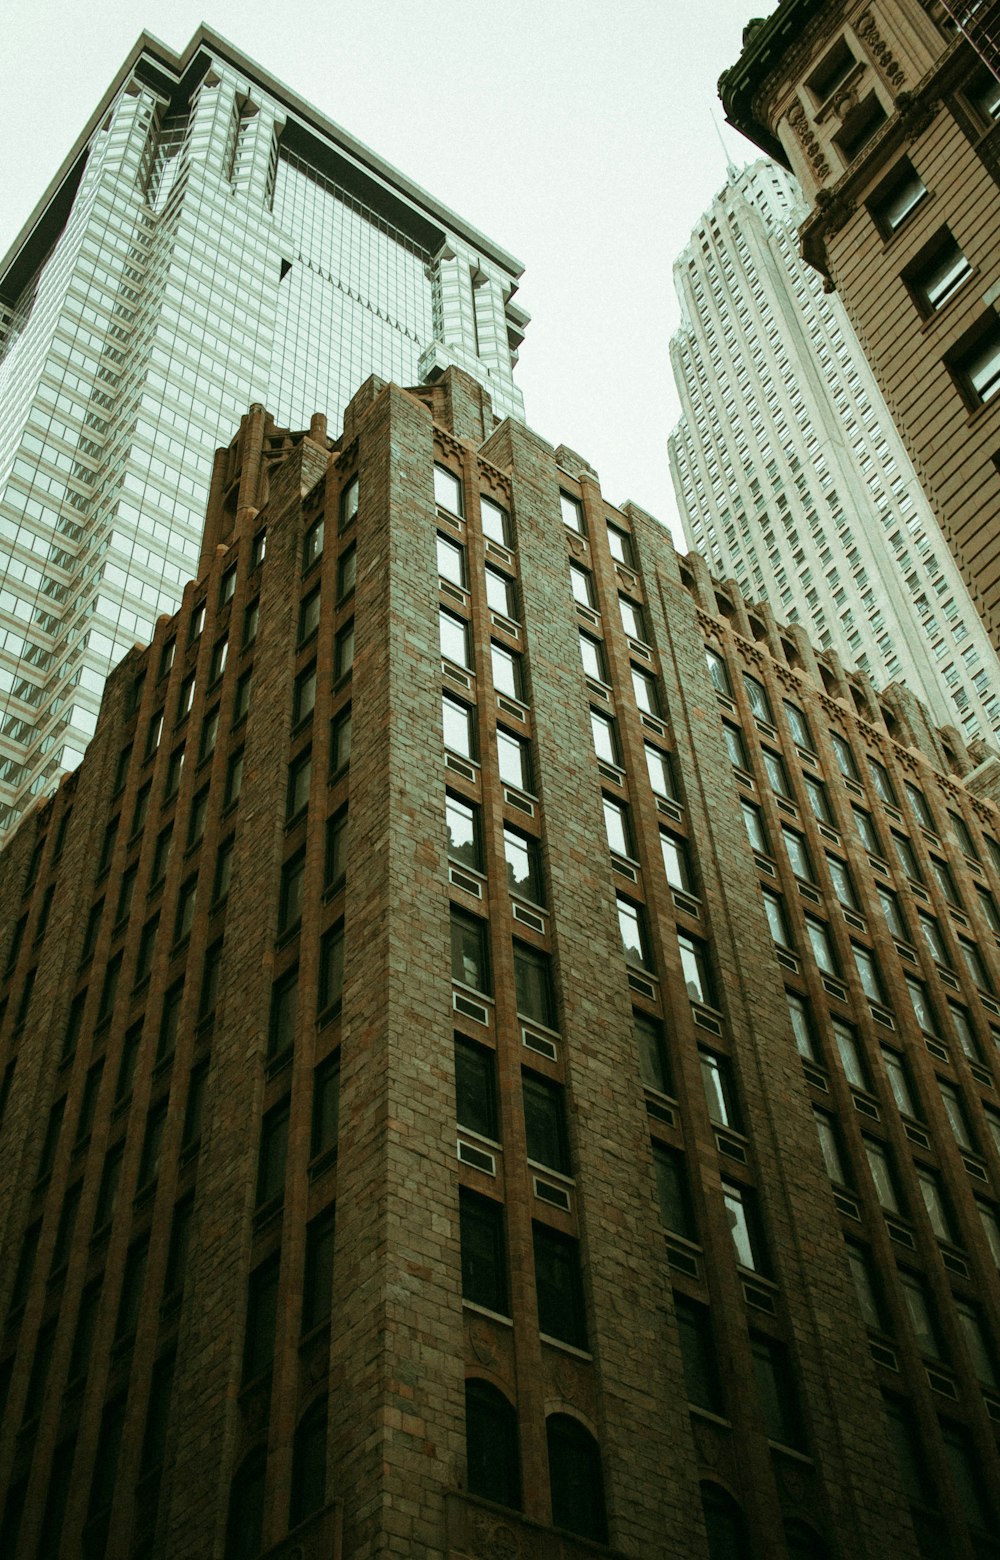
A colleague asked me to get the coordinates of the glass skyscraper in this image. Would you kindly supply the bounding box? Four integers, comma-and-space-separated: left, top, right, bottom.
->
0, 26, 528, 836
669, 160, 1000, 747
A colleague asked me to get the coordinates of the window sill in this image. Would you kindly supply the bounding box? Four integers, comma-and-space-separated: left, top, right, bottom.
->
538, 1332, 592, 1361
462, 1299, 513, 1327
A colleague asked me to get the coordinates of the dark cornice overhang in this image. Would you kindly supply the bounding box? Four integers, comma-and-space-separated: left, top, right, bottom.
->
719, 0, 827, 164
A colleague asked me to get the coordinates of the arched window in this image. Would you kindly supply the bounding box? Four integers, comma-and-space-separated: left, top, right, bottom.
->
700, 1481, 751, 1560
225, 1448, 266, 1559
546, 1414, 607, 1544
290, 1399, 327, 1528
785, 1517, 829, 1558
465, 1379, 521, 1509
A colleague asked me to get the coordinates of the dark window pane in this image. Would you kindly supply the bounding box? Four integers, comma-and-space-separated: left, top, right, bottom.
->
455, 1037, 499, 1141
675, 1296, 723, 1413
513, 941, 554, 1026
523, 1072, 569, 1173
533, 1223, 587, 1348
466, 1380, 521, 1510
460, 1189, 508, 1313
302, 1207, 336, 1332
546, 1415, 607, 1543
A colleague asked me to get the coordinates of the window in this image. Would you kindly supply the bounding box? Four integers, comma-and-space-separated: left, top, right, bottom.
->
833, 1020, 868, 1089
547, 1416, 607, 1543
226, 1454, 266, 1560
434, 464, 463, 517
783, 827, 812, 881
742, 800, 767, 854
807, 34, 854, 100
900, 1271, 942, 1359
949, 1003, 981, 1061
787, 991, 816, 1061
466, 1381, 521, 1510
278, 851, 305, 934
882, 1047, 919, 1119
635, 1010, 670, 1094
174, 876, 197, 942
299, 1204, 335, 1329
959, 937, 992, 991
620, 596, 646, 641
513, 941, 555, 1026
853, 944, 884, 1003
318, 923, 344, 1011
334, 620, 355, 680
805, 916, 838, 976
298, 587, 320, 644
257, 1099, 289, 1208
497, 728, 531, 791
330, 706, 352, 774
178, 674, 196, 720
678, 933, 713, 1006
905, 782, 934, 831
442, 694, 475, 759
653, 1146, 695, 1239
455, 1036, 499, 1141
956, 1302, 996, 1387
661, 832, 693, 893
606, 521, 633, 567
617, 895, 652, 970
705, 646, 731, 695
213, 834, 235, 902
977, 886, 1000, 933
268, 968, 298, 1058
570, 564, 595, 608
720, 720, 745, 770
939, 1079, 974, 1150
783, 702, 811, 749
828, 855, 858, 909
160, 637, 176, 678
834, 92, 887, 163
485, 565, 517, 618
578, 632, 607, 683
491, 641, 524, 700
645, 743, 677, 801
242, 597, 260, 647
242, 1256, 279, 1383
675, 1296, 723, 1414
157, 980, 183, 1061
188, 786, 209, 848
250, 529, 267, 569
189, 601, 206, 642
722, 1183, 765, 1271
115, 1024, 141, 1104
199, 939, 223, 1021
95, 1144, 123, 1229
948, 313, 1000, 406
503, 826, 543, 903
831, 731, 859, 781
209, 638, 228, 683
436, 532, 465, 587
99, 815, 121, 874
198, 707, 219, 763
337, 544, 356, 600
439, 608, 470, 669
340, 474, 359, 530
447, 793, 481, 871
905, 230, 972, 314
869, 157, 928, 235
451, 909, 490, 994
138, 1102, 166, 1189
141, 1352, 176, 1478
480, 494, 511, 546
534, 1223, 587, 1347
287, 749, 312, 819
906, 976, 935, 1034
864, 1137, 902, 1212
523, 1072, 569, 1173
590, 709, 619, 765
891, 831, 921, 883
743, 672, 771, 723
700, 1049, 741, 1131
930, 855, 961, 906
867, 756, 897, 806
298, 1050, 337, 1174
814, 1109, 848, 1183
460, 1188, 507, 1312
763, 890, 791, 948
96, 951, 121, 1026
631, 665, 659, 716
917, 1166, 954, 1243
877, 886, 905, 939
559, 491, 584, 533
752, 1335, 804, 1448
76, 1062, 103, 1147
603, 795, 633, 858
293, 663, 316, 725
224, 750, 244, 808
853, 807, 881, 855
763, 749, 790, 797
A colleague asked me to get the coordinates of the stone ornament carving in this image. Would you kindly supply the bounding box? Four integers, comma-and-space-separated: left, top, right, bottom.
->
568, 533, 587, 559
814, 185, 856, 231
472, 1512, 524, 1559
787, 101, 831, 181
434, 429, 466, 464
469, 1321, 497, 1367
897, 90, 940, 142
854, 11, 907, 89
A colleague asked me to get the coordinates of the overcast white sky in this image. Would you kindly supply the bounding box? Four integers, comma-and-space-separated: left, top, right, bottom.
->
0, 0, 769, 540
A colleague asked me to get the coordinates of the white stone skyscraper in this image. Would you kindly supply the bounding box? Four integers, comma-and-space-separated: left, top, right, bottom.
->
668, 159, 999, 746
0, 27, 528, 836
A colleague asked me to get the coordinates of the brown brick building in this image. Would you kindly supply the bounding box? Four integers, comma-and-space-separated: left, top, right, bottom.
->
1, 365, 999, 1558
720, 0, 1000, 655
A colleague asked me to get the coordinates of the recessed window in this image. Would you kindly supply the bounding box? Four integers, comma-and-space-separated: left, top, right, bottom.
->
645, 743, 678, 801
224, 749, 244, 809
807, 35, 855, 103
442, 694, 476, 760
967, 66, 1000, 125
675, 1295, 723, 1413
339, 474, 359, 531
298, 588, 320, 645
723, 1182, 765, 1272
447, 793, 482, 871
189, 601, 206, 642
834, 93, 888, 164
311, 1052, 340, 1160
706, 646, 731, 695
439, 608, 471, 670
631, 665, 659, 716
480, 495, 511, 546
762, 889, 791, 948
869, 158, 929, 236
579, 631, 607, 683
278, 851, 306, 933
219, 565, 237, 605
782, 827, 812, 882
904, 230, 972, 314
743, 672, 772, 723
287, 749, 312, 819
268, 968, 298, 1058
318, 923, 344, 1011
607, 522, 633, 567
485, 565, 517, 618
678, 933, 713, 1006
256, 1098, 289, 1207
700, 1048, 741, 1131
787, 991, 817, 1061
661, 831, 693, 893
523, 1071, 570, 1173
460, 1188, 507, 1312
634, 1010, 670, 1094
293, 663, 316, 725
174, 876, 197, 942
301, 1208, 336, 1334
724, 723, 748, 769
213, 835, 235, 901
434, 464, 463, 517
533, 1223, 587, 1347
653, 1146, 695, 1240
603, 795, 634, 858
491, 641, 524, 700
336, 544, 356, 601
947, 312, 1000, 406
242, 597, 260, 648
330, 706, 352, 775
559, 491, 584, 534
451, 908, 490, 994
617, 894, 653, 970
436, 533, 465, 587
751, 1335, 805, 1449
466, 1381, 521, 1510
250, 529, 267, 569
546, 1416, 606, 1543
513, 941, 555, 1027
763, 749, 790, 797
497, 727, 532, 792
455, 1036, 498, 1141
620, 596, 646, 641
570, 565, 595, 608
831, 731, 859, 780
503, 825, 543, 903
805, 916, 838, 977
590, 708, 619, 765
334, 620, 355, 681
864, 1136, 902, 1212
